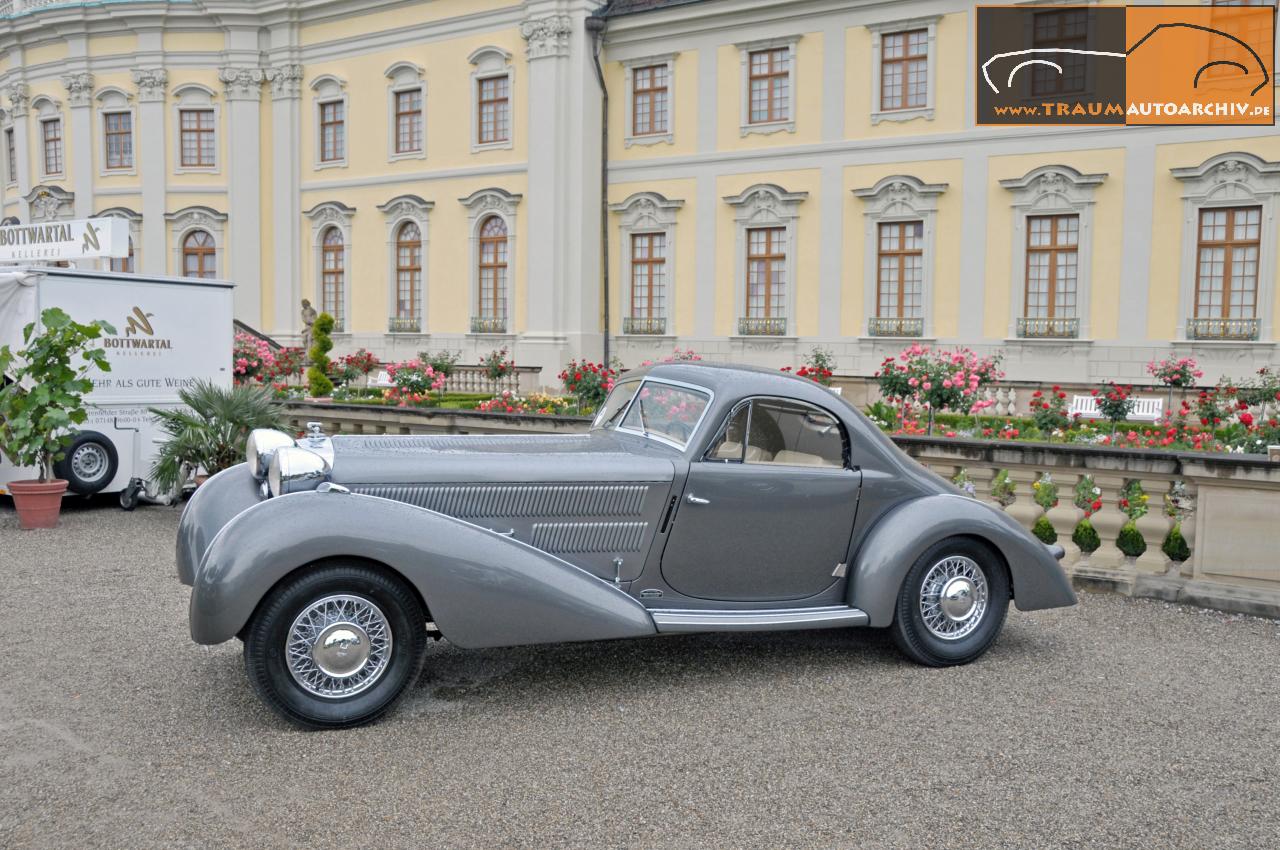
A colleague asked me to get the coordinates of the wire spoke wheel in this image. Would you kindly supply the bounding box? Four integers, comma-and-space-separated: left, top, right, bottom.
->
919, 555, 989, 641
286, 594, 393, 699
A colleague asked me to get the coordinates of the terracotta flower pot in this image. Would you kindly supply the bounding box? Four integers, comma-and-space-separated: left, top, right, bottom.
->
8, 479, 69, 529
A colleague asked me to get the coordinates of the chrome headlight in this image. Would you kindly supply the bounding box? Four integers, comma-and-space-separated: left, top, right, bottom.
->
246, 429, 296, 480
267, 447, 330, 497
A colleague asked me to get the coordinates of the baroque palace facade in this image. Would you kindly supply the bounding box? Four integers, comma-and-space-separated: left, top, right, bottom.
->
0, 0, 1277, 383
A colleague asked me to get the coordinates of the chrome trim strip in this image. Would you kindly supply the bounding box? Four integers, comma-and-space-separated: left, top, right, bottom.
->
649, 605, 869, 633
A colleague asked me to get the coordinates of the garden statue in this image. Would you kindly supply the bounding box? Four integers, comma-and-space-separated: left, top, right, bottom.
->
300, 299, 317, 357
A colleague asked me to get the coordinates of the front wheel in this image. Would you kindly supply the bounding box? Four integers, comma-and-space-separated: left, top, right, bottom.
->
243, 563, 427, 729
890, 538, 1010, 667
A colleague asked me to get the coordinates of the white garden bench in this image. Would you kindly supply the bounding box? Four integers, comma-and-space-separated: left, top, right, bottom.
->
370, 370, 394, 388
1068, 395, 1164, 422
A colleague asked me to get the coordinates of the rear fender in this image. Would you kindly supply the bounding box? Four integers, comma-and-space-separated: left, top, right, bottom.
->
191, 489, 657, 648
848, 494, 1076, 627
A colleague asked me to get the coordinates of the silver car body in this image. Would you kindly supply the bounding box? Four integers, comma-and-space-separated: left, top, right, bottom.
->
177, 363, 1075, 647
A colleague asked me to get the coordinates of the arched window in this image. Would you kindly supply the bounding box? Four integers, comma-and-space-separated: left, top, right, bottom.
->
395, 221, 421, 322
182, 230, 215, 279
110, 237, 135, 274
478, 215, 507, 323
321, 226, 345, 326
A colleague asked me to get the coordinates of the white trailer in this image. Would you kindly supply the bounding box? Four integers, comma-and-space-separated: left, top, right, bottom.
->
0, 266, 234, 508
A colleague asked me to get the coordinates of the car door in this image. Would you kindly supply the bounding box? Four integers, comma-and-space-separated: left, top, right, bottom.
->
659, 397, 862, 602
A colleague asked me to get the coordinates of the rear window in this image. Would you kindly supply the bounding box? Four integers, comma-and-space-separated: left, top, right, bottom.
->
619, 381, 710, 449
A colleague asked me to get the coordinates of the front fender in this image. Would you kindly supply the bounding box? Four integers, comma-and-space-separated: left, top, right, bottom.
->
176, 462, 260, 586
190, 490, 657, 648
848, 494, 1076, 627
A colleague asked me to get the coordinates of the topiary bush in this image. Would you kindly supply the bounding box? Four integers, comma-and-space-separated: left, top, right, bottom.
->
1032, 514, 1057, 544
1116, 520, 1147, 558
307, 313, 335, 398
1162, 522, 1191, 562
1072, 517, 1101, 553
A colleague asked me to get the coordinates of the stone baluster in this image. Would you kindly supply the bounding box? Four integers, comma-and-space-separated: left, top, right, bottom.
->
1173, 479, 1198, 579
1087, 473, 1132, 591
969, 465, 999, 510
1004, 467, 1042, 532
1135, 478, 1171, 575
1045, 472, 1080, 557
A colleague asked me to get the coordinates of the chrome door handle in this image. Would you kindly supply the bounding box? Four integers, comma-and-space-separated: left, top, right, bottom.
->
686, 494, 710, 505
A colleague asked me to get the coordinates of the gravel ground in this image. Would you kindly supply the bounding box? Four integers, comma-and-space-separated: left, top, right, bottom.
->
2, 496, 1278, 850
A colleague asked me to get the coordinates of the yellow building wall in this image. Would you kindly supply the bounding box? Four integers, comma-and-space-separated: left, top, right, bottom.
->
23, 42, 69, 67
840, 159, 965, 339
162, 31, 225, 53
164, 70, 228, 189
605, 51, 698, 161
1149, 137, 1280, 341
298, 30, 528, 175
714, 169, 823, 337
605, 178, 697, 336
844, 13, 967, 139
299, 174, 528, 336
984, 149, 1127, 340
715, 33, 823, 151
299, 0, 517, 47
89, 71, 143, 194
87, 34, 137, 58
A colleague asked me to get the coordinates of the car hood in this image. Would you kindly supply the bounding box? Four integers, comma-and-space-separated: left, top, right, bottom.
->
325, 430, 677, 485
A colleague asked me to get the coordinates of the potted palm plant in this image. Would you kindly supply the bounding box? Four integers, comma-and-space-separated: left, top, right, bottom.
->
149, 380, 285, 497
0, 308, 114, 529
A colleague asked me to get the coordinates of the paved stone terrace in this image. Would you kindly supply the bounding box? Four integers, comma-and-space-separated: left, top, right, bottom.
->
2, 496, 1278, 849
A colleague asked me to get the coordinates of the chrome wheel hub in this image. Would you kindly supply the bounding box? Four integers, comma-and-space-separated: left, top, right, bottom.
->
287, 595, 392, 699
920, 556, 989, 640
71, 443, 109, 484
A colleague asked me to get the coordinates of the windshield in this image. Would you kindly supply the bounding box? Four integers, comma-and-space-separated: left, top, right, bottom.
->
617, 381, 711, 449
592, 380, 641, 429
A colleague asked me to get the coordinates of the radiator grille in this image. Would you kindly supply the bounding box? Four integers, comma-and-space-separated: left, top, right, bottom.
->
354, 483, 649, 518
530, 522, 649, 553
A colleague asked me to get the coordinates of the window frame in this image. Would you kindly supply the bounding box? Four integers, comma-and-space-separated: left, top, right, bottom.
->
178, 108, 217, 170
876, 220, 925, 321
393, 220, 423, 325
702, 396, 851, 470
102, 110, 134, 172
171, 85, 220, 175
181, 229, 217, 280
40, 116, 63, 178
477, 214, 509, 324
612, 377, 716, 453
320, 226, 346, 328
736, 36, 799, 137
1024, 213, 1081, 321
385, 62, 427, 162
879, 29, 929, 112
476, 74, 510, 147
867, 17, 939, 125
744, 226, 787, 323
623, 55, 676, 147
469, 46, 515, 153
1193, 205, 1262, 321
318, 99, 346, 165
629, 231, 667, 323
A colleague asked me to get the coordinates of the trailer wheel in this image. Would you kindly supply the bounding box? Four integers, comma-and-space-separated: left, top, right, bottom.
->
119, 481, 142, 511
54, 432, 118, 495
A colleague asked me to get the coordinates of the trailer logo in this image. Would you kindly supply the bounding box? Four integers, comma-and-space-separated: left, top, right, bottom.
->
81, 221, 101, 254
105, 306, 172, 355
124, 306, 155, 337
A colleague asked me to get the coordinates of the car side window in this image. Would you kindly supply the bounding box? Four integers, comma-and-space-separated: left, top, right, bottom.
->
745, 399, 846, 468
705, 403, 749, 462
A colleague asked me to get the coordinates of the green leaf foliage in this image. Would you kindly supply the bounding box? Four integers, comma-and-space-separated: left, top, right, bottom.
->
0, 308, 115, 481
1162, 522, 1191, 563
1072, 517, 1101, 553
308, 312, 335, 397
148, 380, 284, 492
1116, 520, 1147, 558
1032, 514, 1057, 544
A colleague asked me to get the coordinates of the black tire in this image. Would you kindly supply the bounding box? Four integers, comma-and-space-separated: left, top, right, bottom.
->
119, 481, 142, 511
243, 563, 427, 729
890, 537, 1010, 667
54, 431, 118, 495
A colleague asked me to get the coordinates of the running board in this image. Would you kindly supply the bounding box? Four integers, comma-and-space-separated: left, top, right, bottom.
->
649, 605, 869, 633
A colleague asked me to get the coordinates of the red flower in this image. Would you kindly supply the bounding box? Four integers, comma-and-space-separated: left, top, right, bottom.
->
1240, 412, 1254, 427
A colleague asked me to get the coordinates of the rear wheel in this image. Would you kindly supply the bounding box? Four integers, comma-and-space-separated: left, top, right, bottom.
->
54, 432, 118, 495
243, 563, 427, 729
890, 537, 1010, 667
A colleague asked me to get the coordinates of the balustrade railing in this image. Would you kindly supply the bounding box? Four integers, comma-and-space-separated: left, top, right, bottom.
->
737, 316, 787, 336
387, 316, 421, 334
1017, 316, 1079, 339
439, 364, 540, 394
470, 316, 508, 335
622, 316, 667, 335
867, 316, 924, 337
1185, 317, 1259, 341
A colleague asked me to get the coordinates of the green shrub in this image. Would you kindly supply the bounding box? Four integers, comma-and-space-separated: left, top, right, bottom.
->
1032, 514, 1057, 544
1072, 517, 1101, 553
1116, 520, 1147, 558
307, 313, 335, 398
1162, 522, 1191, 562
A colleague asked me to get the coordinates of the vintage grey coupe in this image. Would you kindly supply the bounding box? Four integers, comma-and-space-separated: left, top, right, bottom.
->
177, 363, 1075, 728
